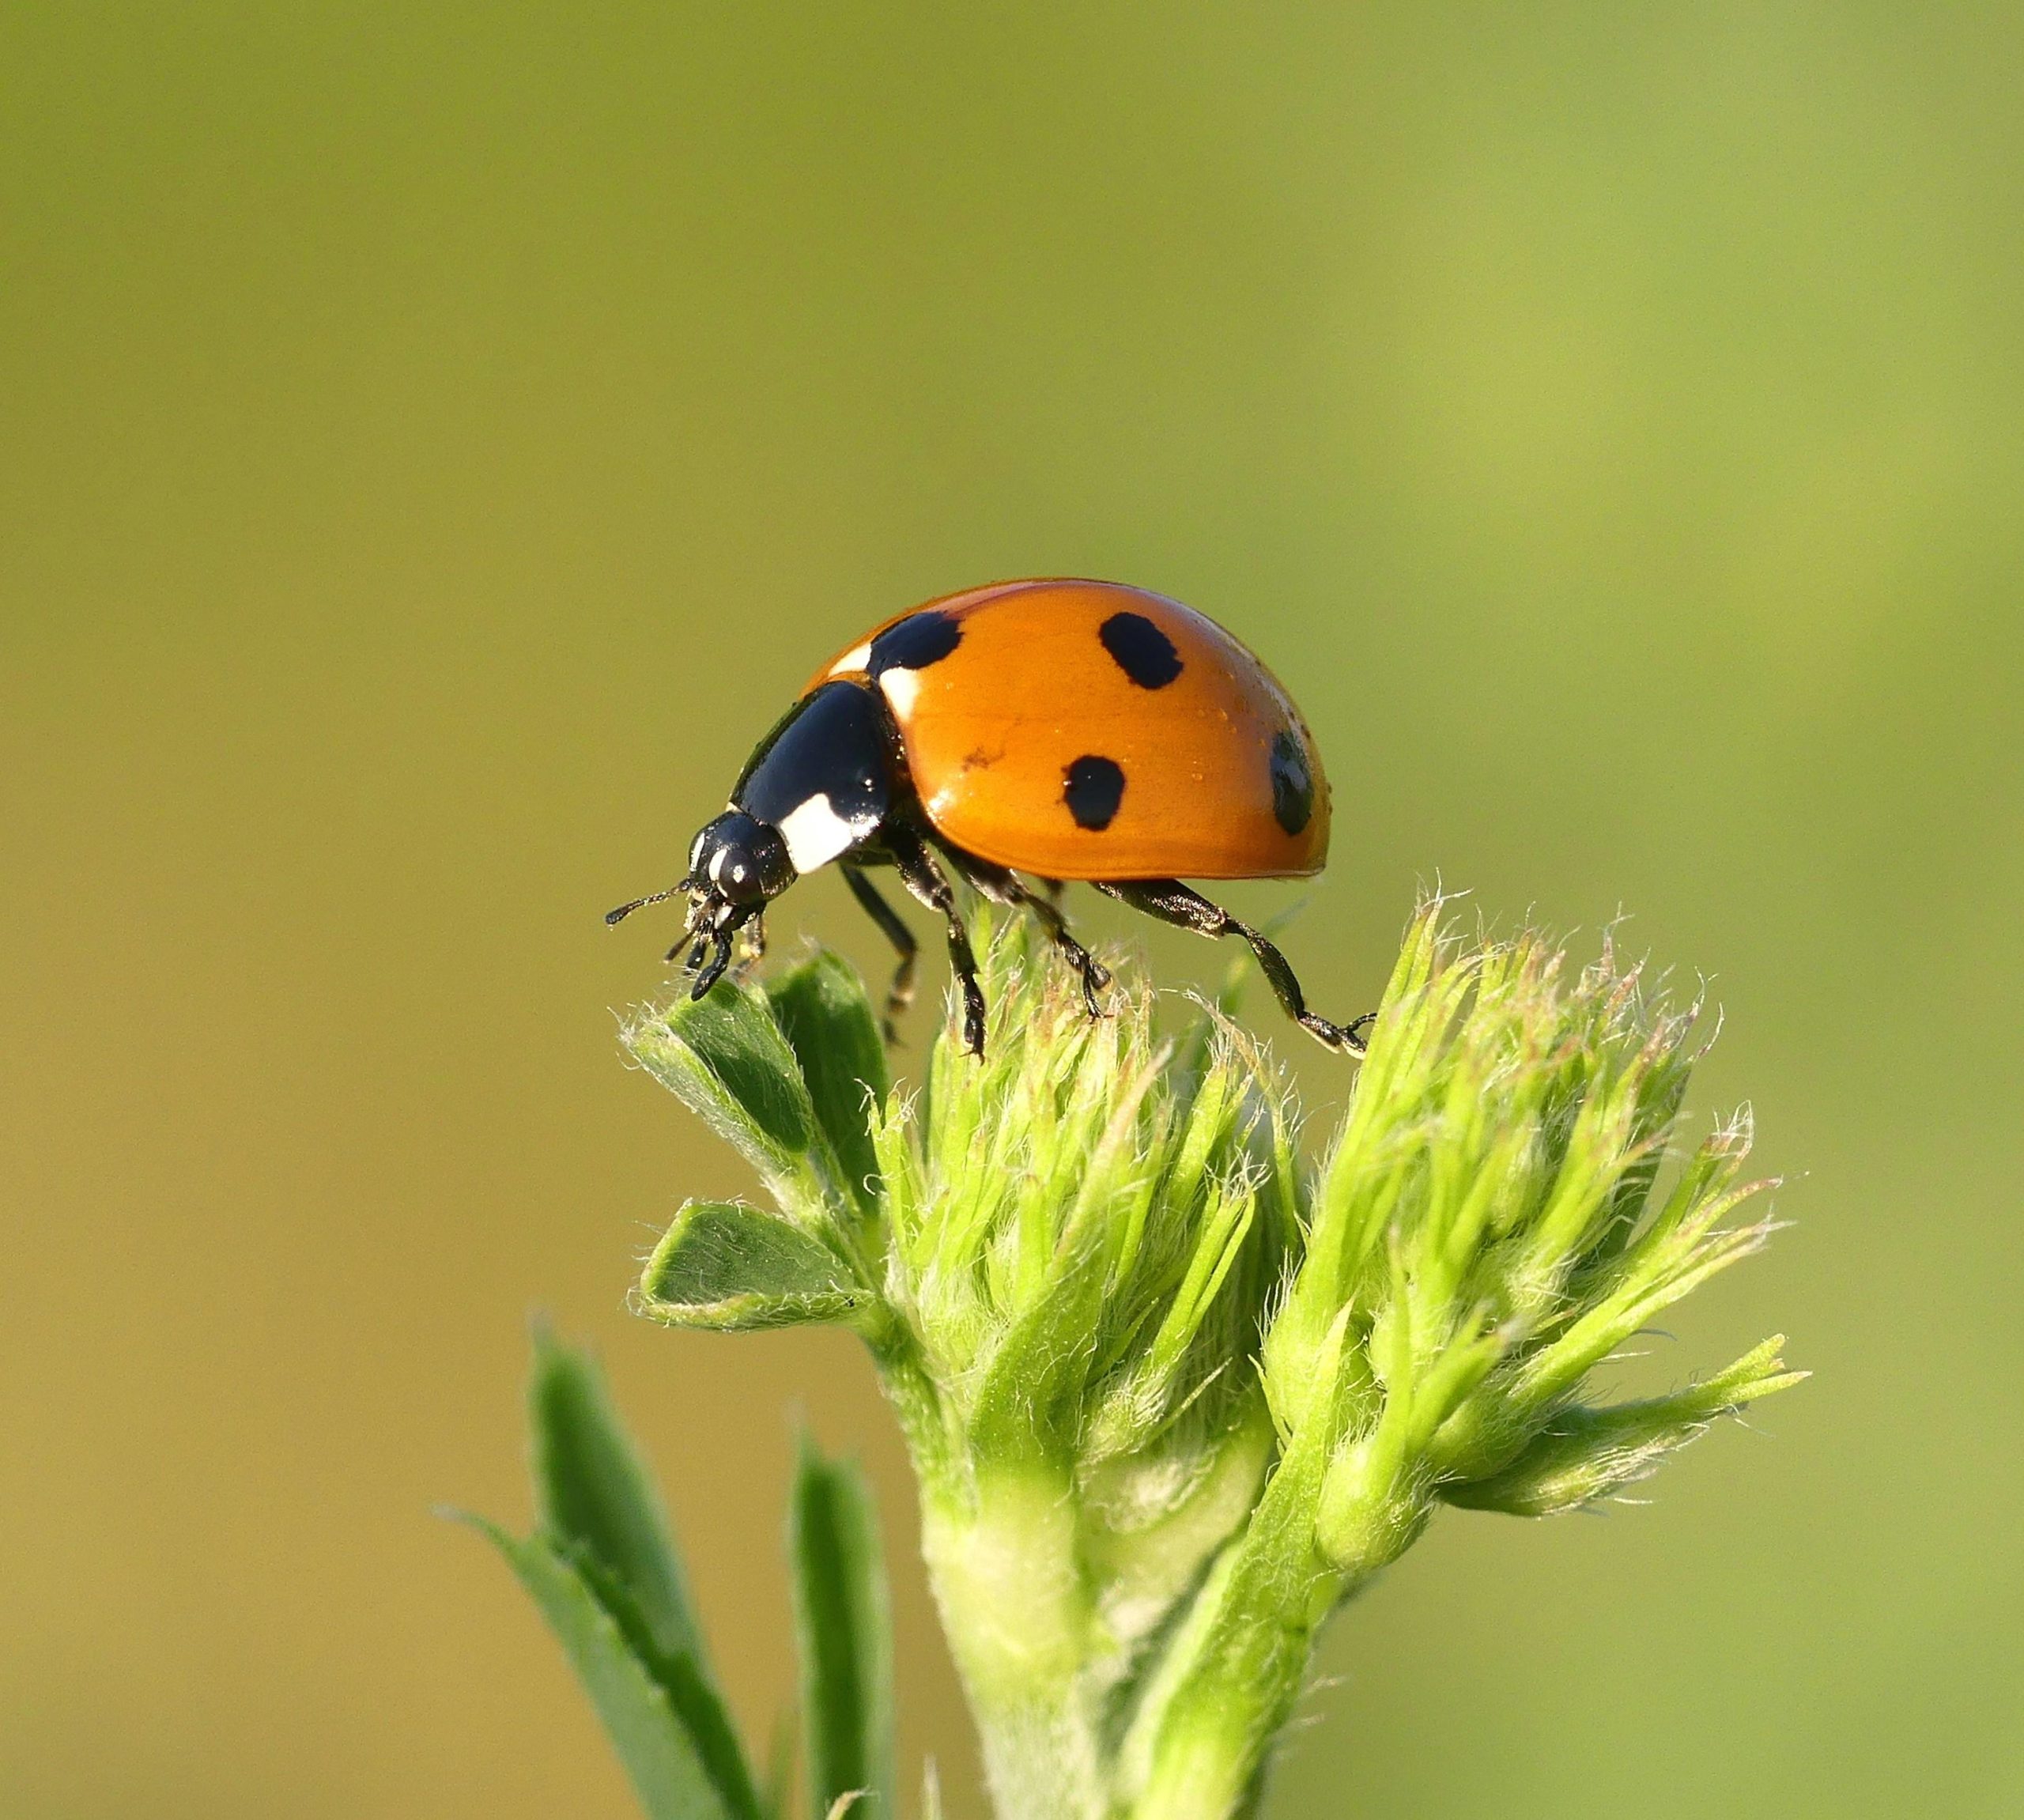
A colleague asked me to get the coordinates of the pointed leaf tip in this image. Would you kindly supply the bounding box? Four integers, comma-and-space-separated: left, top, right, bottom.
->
529, 1335, 704, 1664
503, 1339, 765, 1819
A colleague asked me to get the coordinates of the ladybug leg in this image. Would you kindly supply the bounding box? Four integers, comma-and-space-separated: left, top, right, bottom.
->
840, 863, 919, 1044
665, 893, 714, 965
689, 901, 757, 1000
1094, 880, 1375, 1055
942, 851, 1111, 1020
689, 930, 735, 1000
731, 909, 767, 979
886, 829, 988, 1058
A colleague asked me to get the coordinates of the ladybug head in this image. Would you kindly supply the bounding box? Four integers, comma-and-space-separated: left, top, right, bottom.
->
604, 808, 797, 972
684, 810, 796, 913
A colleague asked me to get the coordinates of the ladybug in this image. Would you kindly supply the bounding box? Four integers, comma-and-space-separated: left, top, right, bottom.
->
610, 579, 1369, 1056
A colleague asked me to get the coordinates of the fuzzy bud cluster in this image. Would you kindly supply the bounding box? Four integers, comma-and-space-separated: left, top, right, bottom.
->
621, 900, 1799, 1820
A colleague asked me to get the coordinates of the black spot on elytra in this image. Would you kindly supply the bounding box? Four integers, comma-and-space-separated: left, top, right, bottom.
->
1063, 755, 1126, 830
1098, 610, 1184, 689
1270, 731, 1313, 835
868, 610, 962, 675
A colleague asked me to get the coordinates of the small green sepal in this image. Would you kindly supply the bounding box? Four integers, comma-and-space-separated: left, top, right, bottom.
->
640, 1201, 870, 1331
624, 980, 831, 1224
765, 952, 890, 1222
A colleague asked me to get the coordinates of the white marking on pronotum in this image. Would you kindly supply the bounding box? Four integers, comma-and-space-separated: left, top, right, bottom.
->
880, 667, 922, 719
834, 640, 873, 674
776, 793, 866, 872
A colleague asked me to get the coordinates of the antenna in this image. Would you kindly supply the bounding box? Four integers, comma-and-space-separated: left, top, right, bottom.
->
605, 878, 693, 927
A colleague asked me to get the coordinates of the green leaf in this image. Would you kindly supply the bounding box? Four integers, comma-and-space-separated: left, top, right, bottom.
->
642, 1201, 867, 1331
761, 1712, 797, 1820
530, 1332, 705, 1663
469, 1519, 733, 1820
790, 1437, 893, 1819
521, 1336, 763, 1820
766, 953, 889, 1222
572, 1549, 766, 1820
625, 983, 827, 1218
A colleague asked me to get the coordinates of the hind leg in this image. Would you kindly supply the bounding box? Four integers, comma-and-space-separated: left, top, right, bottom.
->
1094, 879, 1373, 1053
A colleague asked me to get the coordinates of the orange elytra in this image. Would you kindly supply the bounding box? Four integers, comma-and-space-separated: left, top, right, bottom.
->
609, 579, 1369, 1058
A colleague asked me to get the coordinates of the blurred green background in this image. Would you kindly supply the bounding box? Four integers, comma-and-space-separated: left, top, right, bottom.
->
4, 5, 2018, 1816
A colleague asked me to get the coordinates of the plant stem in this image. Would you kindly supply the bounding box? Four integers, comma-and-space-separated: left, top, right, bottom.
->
920, 1467, 1108, 1819
1121, 1447, 1351, 1820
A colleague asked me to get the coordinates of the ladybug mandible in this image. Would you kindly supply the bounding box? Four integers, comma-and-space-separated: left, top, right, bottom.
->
610, 579, 1370, 1057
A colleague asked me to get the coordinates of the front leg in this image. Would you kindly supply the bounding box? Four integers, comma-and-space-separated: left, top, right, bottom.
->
689, 928, 736, 1000
684, 900, 757, 1001
885, 827, 988, 1057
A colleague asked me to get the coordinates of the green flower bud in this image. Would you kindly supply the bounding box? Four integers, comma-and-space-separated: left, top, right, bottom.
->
1446, 1337, 1807, 1516
615, 896, 1801, 1820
